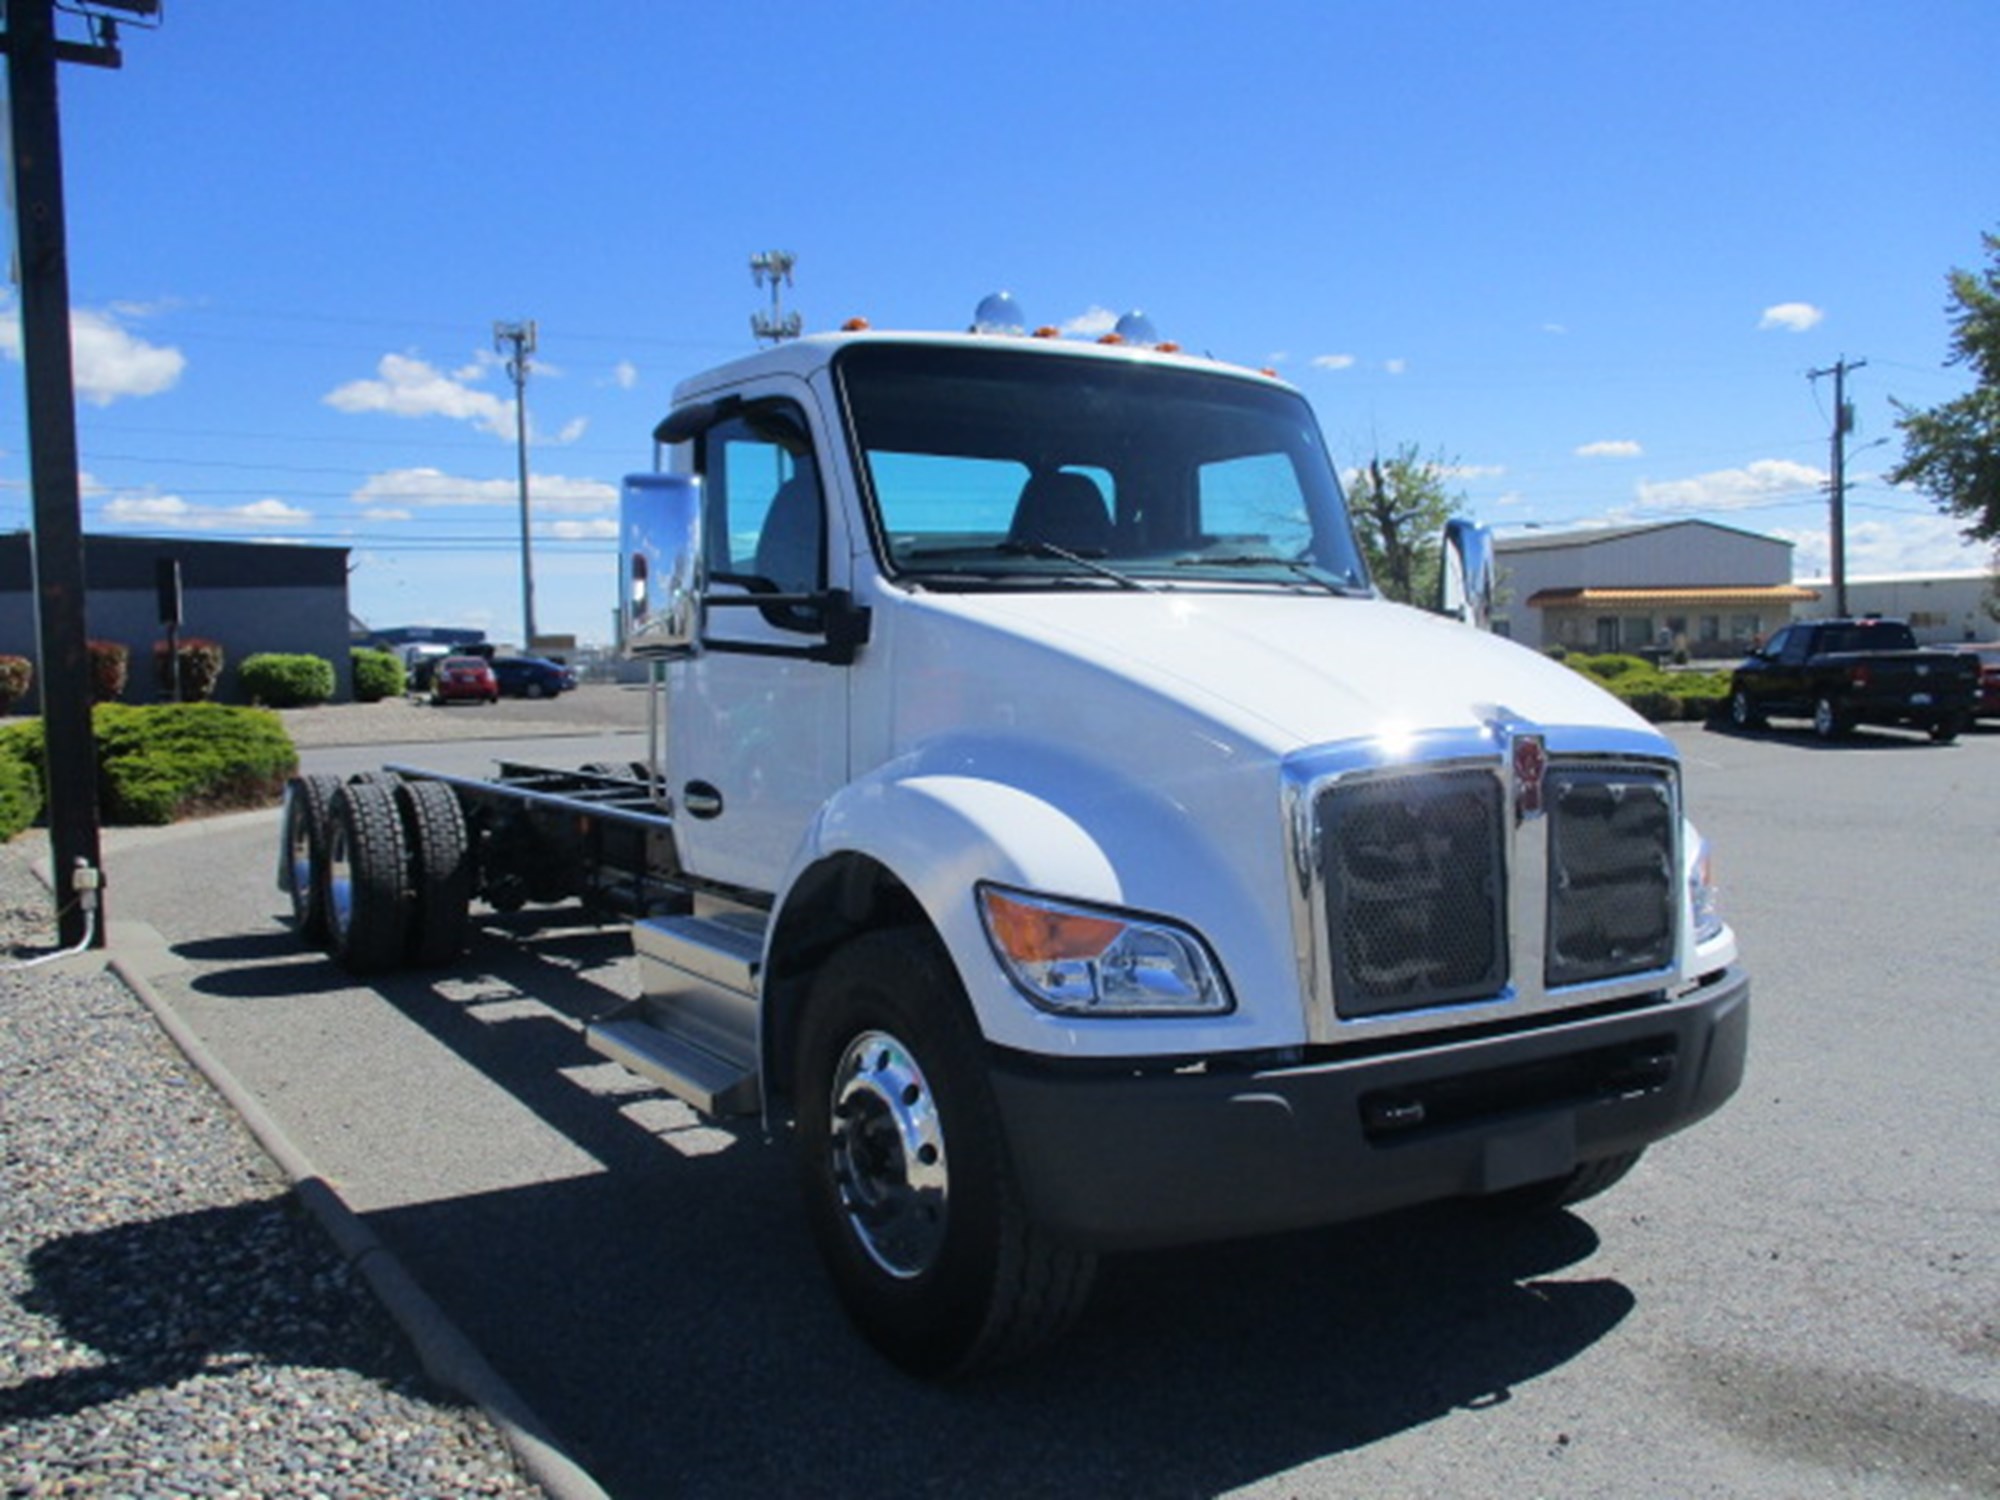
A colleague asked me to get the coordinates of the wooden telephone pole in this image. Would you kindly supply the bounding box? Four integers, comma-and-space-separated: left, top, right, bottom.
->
1, 0, 157, 947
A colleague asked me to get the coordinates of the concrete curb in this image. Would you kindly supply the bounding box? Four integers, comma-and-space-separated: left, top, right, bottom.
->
105, 947, 613, 1500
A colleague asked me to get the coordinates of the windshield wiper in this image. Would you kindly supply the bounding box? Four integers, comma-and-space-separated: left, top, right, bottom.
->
1172, 554, 1356, 596
996, 539, 1160, 592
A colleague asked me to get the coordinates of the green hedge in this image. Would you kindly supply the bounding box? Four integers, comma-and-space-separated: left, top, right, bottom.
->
0, 703, 300, 837
1564, 653, 1730, 722
0, 722, 44, 841
351, 648, 406, 703
239, 652, 336, 708
92, 703, 299, 825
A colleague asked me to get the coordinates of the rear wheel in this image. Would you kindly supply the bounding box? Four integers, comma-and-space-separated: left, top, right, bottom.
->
396, 779, 472, 965
280, 773, 343, 943
1928, 715, 1963, 744
793, 929, 1097, 1377
325, 780, 411, 975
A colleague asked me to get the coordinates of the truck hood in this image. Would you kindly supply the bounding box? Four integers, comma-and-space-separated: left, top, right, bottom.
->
913, 588, 1652, 752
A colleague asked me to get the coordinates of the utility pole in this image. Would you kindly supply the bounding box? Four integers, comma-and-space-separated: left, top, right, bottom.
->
494, 319, 537, 649
1809, 355, 1866, 617
0, 0, 158, 949
750, 251, 802, 344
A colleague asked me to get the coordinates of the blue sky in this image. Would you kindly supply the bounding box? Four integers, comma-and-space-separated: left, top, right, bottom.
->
2, 0, 1995, 645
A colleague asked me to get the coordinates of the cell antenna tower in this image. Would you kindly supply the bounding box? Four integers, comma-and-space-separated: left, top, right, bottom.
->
750, 250, 803, 344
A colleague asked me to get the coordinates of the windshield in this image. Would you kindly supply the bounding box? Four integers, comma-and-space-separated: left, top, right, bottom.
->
834, 343, 1369, 593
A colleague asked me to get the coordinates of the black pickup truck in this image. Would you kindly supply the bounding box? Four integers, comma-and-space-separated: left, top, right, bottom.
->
1728, 617, 1980, 742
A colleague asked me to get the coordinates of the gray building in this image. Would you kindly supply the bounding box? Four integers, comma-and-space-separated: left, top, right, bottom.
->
1495, 519, 1816, 658
0, 533, 353, 711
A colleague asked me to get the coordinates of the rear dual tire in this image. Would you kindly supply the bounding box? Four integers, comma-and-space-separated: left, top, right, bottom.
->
290, 774, 472, 973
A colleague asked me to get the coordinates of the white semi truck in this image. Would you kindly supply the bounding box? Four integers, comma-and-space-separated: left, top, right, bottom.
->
282, 321, 1748, 1376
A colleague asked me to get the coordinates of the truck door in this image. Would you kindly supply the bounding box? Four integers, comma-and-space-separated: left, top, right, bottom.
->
666, 394, 849, 892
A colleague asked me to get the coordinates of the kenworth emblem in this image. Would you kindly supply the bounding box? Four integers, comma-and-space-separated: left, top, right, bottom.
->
1512, 732, 1548, 821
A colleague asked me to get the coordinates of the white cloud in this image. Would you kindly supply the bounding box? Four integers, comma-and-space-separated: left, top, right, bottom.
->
611, 360, 639, 390
1759, 302, 1825, 333
1384, 358, 1409, 376
0, 302, 186, 405
362, 507, 414, 522
1633, 458, 1825, 513
1311, 354, 1357, 371
325, 353, 514, 438
1542, 323, 1569, 336
555, 416, 589, 445
1576, 439, 1643, 459
99, 487, 311, 530
1438, 462, 1506, 482
1062, 306, 1118, 338
546, 518, 619, 540
1781, 511, 1997, 580
237, 498, 310, 524
354, 466, 617, 516
103, 493, 190, 524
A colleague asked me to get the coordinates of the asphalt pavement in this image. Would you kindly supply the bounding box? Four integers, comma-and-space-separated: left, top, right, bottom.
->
78, 711, 2000, 1497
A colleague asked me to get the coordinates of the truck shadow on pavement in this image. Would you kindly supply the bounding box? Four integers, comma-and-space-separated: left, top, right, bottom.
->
171, 908, 1637, 1498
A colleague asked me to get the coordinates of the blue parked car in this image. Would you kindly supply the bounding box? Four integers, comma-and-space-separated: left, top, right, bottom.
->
490, 655, 575, 699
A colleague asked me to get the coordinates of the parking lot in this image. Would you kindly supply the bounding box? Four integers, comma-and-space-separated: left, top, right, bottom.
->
90, 717, 2000, 1497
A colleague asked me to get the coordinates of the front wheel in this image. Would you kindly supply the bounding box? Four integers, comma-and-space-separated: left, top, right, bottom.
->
1728, 688, 1764, 731
792, 929, 1096, 1377
1812, 695, 1849, 740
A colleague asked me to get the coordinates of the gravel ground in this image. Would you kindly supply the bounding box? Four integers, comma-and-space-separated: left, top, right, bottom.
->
0, 846, 544, 1499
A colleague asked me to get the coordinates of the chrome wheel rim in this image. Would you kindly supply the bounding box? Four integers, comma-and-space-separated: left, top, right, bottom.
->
829, 1029, 948, 1279
325, 816, 355, 939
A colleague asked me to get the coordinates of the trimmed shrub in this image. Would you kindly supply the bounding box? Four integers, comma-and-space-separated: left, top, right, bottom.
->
1561, 653, 1732, 724
239, 652, 336, 709
92, 703, 298, 825
351, 648, 406, 703
88, 640, 129, 703
0, 655, 32, 713
153, 637, 226, 702
0, 722, 43, 840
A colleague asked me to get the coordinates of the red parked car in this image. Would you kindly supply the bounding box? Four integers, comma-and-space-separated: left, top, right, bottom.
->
430, 655, 498, 705
1939, 643, 2000, 720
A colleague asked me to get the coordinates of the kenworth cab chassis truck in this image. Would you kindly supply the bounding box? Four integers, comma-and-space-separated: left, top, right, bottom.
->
281, 323, 1748, 1376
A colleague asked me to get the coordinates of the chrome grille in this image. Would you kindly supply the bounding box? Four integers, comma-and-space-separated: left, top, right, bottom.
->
1320, 768, 1506, 1017
1545, 767, 1675, 987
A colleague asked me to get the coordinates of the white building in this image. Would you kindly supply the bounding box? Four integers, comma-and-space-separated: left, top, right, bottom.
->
1494, 520, 1817, 658
1794, 570, 1999, 645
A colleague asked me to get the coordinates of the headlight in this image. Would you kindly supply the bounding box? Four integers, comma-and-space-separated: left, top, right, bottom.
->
1689, 834, 1725, 946
977, 884, 1233, 1017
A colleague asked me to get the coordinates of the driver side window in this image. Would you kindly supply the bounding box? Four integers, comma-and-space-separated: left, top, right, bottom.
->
701, 406, 825, 596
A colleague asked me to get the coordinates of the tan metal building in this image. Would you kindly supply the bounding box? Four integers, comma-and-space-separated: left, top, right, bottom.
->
1494, 520, 1817, 658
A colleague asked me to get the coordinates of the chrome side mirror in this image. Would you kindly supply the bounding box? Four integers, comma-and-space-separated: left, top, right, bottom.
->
621, 473, 704, 656
1438, 517, 1495, 630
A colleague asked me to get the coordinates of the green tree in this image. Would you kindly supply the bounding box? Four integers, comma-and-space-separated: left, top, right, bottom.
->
1888, 230, 2000, 545
1347, 443, 1468, 605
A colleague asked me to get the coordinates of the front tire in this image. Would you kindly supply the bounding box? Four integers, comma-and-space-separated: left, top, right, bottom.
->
1728, 688, 1763, 731
1812, 695, 1849, 740
792, 929, 1097, 1377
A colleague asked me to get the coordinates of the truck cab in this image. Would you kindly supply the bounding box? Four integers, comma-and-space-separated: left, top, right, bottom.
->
603, 327, 1748, 1374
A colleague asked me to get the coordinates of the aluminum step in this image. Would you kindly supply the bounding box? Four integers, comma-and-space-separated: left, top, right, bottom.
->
586, 910, 767, 1117
586, 1017, 759, 1117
